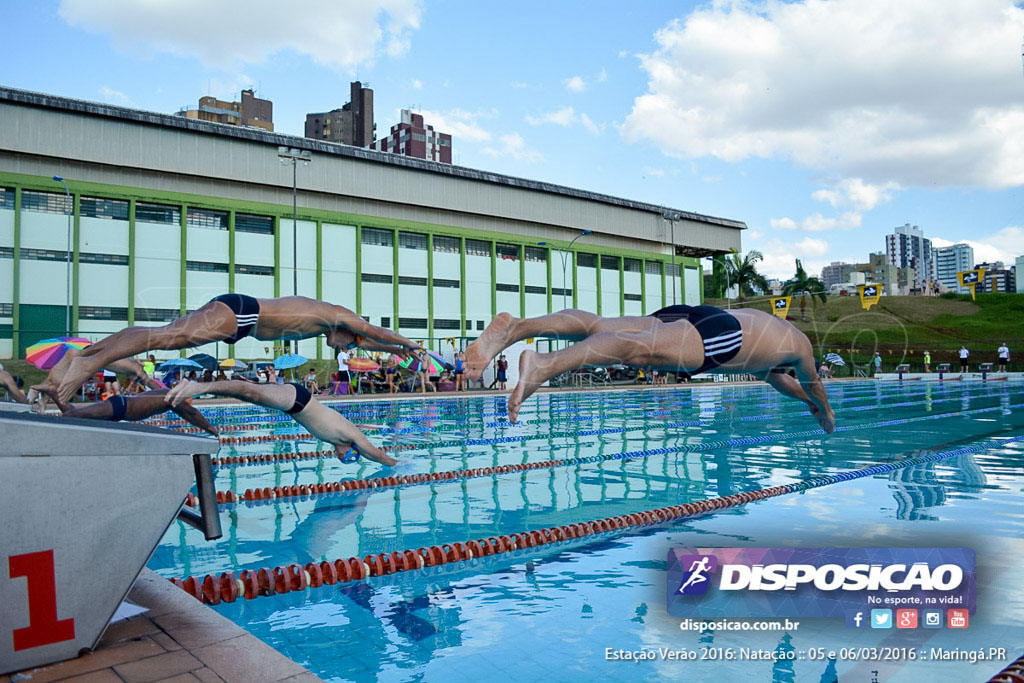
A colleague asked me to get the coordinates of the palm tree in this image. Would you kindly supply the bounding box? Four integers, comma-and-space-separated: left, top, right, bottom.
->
781, 259, 827, 321
724, 250, 769, 301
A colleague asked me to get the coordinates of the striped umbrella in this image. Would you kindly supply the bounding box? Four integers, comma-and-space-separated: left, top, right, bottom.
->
347, 357, 381, 372
824, 353, 846, 367
25, 337, 93, 370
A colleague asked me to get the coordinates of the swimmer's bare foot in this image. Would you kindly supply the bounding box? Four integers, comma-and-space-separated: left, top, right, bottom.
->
465, 312, 518, 380
54, 348, 99, 403
507, 350, 545, 424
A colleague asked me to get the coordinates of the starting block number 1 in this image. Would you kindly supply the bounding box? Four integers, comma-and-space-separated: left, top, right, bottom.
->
8, 550, 76, 651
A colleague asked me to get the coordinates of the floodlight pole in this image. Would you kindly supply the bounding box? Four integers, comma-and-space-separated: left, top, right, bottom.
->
663, 212, 681, 305
706, 256, 732, 309
278, 147, 312, 298
539, 230, 592, 310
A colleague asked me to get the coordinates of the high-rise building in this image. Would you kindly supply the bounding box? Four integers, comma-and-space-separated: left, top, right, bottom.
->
855, 253, 899, 295
368, 109, 452, 163
933, 243, 974, 293
820, 261, 859, 289
1017, 255, 1024, 294
176, 89, 273, 131
304, 81, 375, 147
976, 262, 1015, 293
885, 223, 933, 291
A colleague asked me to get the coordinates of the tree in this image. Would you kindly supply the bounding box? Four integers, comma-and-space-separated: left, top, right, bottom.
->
781, 259, 827, 321
724, 250, 769, 301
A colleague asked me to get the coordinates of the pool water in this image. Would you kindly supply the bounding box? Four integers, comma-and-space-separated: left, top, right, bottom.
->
147, 380, 1024, 682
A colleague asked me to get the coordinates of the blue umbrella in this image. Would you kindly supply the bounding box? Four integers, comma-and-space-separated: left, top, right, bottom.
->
274, 353, 309, 370
187, 353, 219, 371
158, 358, 204, 370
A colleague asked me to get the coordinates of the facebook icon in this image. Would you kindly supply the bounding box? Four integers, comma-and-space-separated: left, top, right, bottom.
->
846, 611, 866, 628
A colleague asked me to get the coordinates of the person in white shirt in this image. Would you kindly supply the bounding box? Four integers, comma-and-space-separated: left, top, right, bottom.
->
337, 349, 351, 386
998, 343, 1010, 372
959, 345, 969, 373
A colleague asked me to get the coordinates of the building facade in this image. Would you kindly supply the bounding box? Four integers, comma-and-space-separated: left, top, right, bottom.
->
933, 243, 974, 293
177, 89, 273, 132
369, 110, 451, 164
0, 87, 744, 361
885, 223, 933, 291
304, 81, 374, 147
820, 261, 858, 289
1017, 255, 1024, 294
976, 262, 1016, 293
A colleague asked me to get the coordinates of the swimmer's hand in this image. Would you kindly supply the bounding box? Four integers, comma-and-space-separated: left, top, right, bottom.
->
337, 443, 397, 467
165, 379, 202, 408
811, 406, 836, 434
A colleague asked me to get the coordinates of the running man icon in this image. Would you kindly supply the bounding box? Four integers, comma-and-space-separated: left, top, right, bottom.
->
677, 556, 715, 595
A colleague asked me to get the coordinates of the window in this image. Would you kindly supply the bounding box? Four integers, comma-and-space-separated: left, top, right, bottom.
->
380, 316, 391, 328
465, 239, 491, 257
496, 243, 520, 261
399, 232, 428, 250
524, 285, 546, 295
79, 306, 129, 321
551, 287, 573, 297
398, 275, 427, 286
666, 264, 680, 278
524, 246, 547, 262
601, 255, 620, 270
433, 278, 460, 288
0, 303, 11, 317
398, 317, 428, 328
361, 273, 393, 284
624, 293, 643, 302
361, 227, 394, 247
0, 187, 12, 209
21, 190, 69, 214
186, 260, 229, 273
187, 208, 229, 230
80, 197, 129, 221
135, 308, 180, 323
412, 133, 427, 143
236, 264, 274, 276
645, 261, 661, 275
236, 213, 274, 235
577, 253, 596, 268
439, 139, 451, 147
476, 320, 485, 330
433, 235, 460, 253
624, 258, 642, 273
434, 319, 461, 330
136, 202, 180, 225
496, 283, 519, 293
0, 247, 12, 259
20, 248, 71, 262
80, 252, 129, 266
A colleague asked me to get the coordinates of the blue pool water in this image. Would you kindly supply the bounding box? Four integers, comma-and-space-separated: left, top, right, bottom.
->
147, 380, 1024, 682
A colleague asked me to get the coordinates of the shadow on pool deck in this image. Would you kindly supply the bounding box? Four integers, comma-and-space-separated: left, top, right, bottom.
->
2, 570, 321, 683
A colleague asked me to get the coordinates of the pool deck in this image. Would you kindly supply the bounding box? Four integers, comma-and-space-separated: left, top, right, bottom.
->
2, 569, 321, 683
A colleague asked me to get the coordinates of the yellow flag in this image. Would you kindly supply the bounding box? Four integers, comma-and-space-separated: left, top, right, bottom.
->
957, 269, 986, 300
858, 284, 882, 310
770, 296, 791, 318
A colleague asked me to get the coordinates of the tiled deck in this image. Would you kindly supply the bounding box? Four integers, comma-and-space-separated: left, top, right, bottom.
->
2, 570, 321, 683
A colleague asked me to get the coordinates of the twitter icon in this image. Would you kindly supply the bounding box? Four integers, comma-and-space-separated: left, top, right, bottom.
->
871, 609, 893, 629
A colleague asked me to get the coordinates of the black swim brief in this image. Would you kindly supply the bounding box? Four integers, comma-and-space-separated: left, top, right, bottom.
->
649, 304, 744, 376
285, 383, 312, 415
210, 293, 260, 344
106, 394, 128, 422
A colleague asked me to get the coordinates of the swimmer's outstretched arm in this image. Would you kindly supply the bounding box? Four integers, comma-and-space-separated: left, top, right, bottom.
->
33, 384, 114, 420
0, 370, 29, 404
331, 306, 423, 351
169, 402, 218, 436
293, 402, 397, 466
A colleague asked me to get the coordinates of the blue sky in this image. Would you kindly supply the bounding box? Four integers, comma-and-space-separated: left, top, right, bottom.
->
3, 0, 1024, 278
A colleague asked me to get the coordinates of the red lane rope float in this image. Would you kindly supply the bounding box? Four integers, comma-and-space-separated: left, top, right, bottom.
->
172, 483, 794, 604
987, 652, 1024, 682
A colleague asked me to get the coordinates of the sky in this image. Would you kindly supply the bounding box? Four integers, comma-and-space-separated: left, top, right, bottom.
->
3, 0, 1024, 279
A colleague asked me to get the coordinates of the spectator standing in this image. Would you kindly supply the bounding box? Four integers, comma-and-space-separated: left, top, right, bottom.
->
266, 366, 278, 384
336, 349, 351, 388
385, 356, 399, 394
923, 350, 931, 373
454, 352, 465, 391
873, 352, 882, 375
958, 345, 969, 373
998, 342, 1010, 373
143, 354, 156, 377
496, 355, 509, 390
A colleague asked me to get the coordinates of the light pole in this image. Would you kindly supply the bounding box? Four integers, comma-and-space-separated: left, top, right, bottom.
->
663, 212, 681, 304
705, 255, 732, 309
53, 175, 72, 336
278, 147, 312, 297
539, 229, 591, 310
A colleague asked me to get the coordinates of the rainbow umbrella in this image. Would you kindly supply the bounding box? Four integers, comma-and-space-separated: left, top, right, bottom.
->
347, 357, 381, 372
25, 337, 93, 370
397, 351, 452, 374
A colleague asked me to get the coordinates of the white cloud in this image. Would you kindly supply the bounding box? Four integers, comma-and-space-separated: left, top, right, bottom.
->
99, 86, 133, 106
525, 106, 603, 134
771, 211, 862, 232
417, 108, 492, 143
510, 81, 528, 89
622, 0, 1024, 189
812, 178, 901, 211
754, 236, 832, 279
618, 50, 628, 58
597, 68, 608, 83
644, 167, 665, 178
481, 133, 543, 162
412, 79, 423, 90
563, 75, 586, 93
932, 226, 1024, 265
59, 0, 422, 71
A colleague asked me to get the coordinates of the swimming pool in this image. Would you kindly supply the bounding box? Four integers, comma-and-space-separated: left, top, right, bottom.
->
147, 380, 1024, 682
